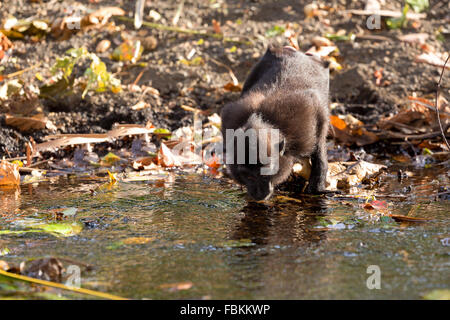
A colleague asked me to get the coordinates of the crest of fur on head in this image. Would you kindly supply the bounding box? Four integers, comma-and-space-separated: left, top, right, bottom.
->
241, 113, 286, 162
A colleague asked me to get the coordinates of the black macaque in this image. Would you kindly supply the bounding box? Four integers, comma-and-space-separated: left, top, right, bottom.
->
220, 46, 330, 201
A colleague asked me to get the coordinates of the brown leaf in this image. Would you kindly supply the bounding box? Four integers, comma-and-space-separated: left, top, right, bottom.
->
415, 53, 450, 70
330, 115, 379, 146
312, 36, 333, 47
0, 31, 13, 51
223, 82, 242, 92
158, 142, 182, 167
5, 113, 55, 132
159, 281, 193, 292
325, 160, 386, 190
388, 214, 431, 223
306, 45, 336, 57
0, 160, 20, 186
212, 19, 222, 34
398, 33, 429, 44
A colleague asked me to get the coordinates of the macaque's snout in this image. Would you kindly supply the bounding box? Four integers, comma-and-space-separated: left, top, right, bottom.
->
247, 181, 274, 201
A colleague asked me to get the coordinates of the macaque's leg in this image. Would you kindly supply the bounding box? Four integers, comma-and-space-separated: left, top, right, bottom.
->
305, 109, 329, 194
306, 141, 328, 193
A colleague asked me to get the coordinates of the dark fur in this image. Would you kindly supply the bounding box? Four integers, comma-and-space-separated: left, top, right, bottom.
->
221, 46, 330, 200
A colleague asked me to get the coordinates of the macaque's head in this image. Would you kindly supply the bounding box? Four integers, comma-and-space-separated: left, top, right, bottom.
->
225, 114, 293, 201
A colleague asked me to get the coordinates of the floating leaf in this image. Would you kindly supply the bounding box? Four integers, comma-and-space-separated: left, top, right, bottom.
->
122, 237, 155, 245
102, 152, 121, 165
158, 281, 193, 292
0, 161, 20, 186
423, 289, 450, 300
0, 222, 83, 237
219, 239, 255, 248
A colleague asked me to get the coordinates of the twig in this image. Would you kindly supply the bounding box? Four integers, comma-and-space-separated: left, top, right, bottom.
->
116, 16, 252, 45
172, 0, 184, 26
355, 34, 393, 42
0, 269, 127, 300
435, 54, 450, 150
5, 63, 41, 79
382, 123, 450, 140
19, 167, 66, 174
208, 57, 239, 85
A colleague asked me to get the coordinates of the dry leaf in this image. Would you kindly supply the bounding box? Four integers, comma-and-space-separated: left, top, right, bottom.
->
312, 36, 333, 47
388, 214, 430, 223
415, 53, 450, 70
325, 160, 386, 190
96, 39, 111, 53
212, 19, 222, 34
330, 115, 379, 146
122, 237, 155, 245
5, 114, 56, 132
159, 281, 193, 291
398, 33, 429, 44
223, 82, 242, 92
306, 45, 336, 57
0, 160, 20, 186
131, 101, 150, 110
158, 143, 182, 167
0, 31, 13, 51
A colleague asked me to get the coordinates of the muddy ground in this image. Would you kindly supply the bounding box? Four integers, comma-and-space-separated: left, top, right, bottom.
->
0, 0, 449, 157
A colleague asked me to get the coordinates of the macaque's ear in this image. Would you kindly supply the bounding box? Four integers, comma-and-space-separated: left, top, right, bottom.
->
278, 138, 286, 156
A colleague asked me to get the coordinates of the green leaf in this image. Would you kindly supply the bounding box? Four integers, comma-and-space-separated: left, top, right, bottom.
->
265, 25, 285, 38
406, 0, 429, 13
0, 222, 83, 237
386, 4, 410, 29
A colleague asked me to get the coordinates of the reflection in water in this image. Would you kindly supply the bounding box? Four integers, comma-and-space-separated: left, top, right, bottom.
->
0, 168, 448, 299
0, 187, 21, 221
231, 198, 328, 246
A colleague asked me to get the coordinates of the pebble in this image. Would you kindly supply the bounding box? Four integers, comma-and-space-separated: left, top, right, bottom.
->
96, 39, 111, 53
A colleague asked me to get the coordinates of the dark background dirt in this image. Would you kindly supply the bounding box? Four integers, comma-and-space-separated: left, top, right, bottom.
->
0, 0, 449, 157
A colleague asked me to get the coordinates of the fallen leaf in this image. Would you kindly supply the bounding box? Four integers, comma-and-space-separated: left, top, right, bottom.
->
5, 113, 56, 132
96, 39, 111, 53
0, 160, 20, 186
398, 33, 428, 44
212, 19, 221, 34
111, 40, 143, 63
415, 52, 450, 70
0, 31, 13, 51
122, 237, 155, 245
159, 281, 193, 292
158, 143, 182, 167
131, 101, 150, 110
312, 36, 333, 47
387, 214, 430, 223
306, 45, 337, 57
223, 82, 242, 92
330, 115, 379, 146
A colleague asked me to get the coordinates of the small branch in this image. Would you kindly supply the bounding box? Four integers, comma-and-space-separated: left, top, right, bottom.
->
382, 123, 450, 140
5, 63, 41, 79
435, 54, 450, 150
116, 16, 252, 45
